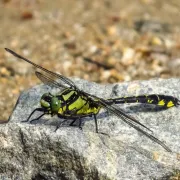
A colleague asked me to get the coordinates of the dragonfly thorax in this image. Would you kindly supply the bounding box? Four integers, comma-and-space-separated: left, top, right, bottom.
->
40, 93, 61, 113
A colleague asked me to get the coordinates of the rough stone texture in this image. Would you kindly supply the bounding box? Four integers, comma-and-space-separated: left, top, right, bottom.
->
1, 78, 180, 179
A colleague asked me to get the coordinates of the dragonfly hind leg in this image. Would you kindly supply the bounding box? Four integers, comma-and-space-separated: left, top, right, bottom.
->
55, 118, 81, 131
70, 113, 99, 133
69, 119, 77, 126
69, 118, 82, 130
56, 113, 97, 132
93, 114, 98, 133
69, 114, 99, 133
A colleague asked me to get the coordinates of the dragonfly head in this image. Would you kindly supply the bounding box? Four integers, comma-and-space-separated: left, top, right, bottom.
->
40, 93, 61, 113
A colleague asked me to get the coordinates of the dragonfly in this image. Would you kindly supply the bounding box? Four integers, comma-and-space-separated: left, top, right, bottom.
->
5, 48, 180, 152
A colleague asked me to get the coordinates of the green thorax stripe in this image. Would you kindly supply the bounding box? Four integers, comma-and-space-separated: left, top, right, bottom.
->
57, 89, 79, 107
57, 89, 100, 115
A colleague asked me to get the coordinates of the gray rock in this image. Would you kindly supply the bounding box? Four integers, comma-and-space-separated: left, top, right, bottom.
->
1, 78, 180, 180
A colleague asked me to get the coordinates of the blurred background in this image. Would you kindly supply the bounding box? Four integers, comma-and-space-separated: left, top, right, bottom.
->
0, 0, 180, 121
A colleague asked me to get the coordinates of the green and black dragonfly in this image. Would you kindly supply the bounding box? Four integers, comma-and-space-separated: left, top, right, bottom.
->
5, 48, 180, 152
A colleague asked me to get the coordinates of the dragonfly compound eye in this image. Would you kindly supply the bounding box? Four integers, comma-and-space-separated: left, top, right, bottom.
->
51, 97, 61, 113
40, 93, 51, 108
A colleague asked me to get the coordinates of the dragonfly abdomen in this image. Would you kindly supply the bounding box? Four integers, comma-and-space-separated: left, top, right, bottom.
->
107, 94, 179, 108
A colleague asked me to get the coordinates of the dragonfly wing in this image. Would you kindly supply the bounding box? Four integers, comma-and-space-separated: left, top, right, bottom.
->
5, 48, 79, 90
35, 71, 69, 89
101, 100, 171, 152
81, 91, 171, 152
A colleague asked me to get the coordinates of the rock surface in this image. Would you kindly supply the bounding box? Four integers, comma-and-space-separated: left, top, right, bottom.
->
1, 78, 180, 179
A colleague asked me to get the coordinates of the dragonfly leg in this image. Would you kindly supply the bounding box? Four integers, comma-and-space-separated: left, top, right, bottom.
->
55, 118, 81, 131
92, 114, 109, 136
78, 118, 82, 130
93, 114, 98, 133
55, 119, 69, 131
29, 113, 46, 124
69, 118, 82, 130
21, 108, 44, 122
69, 119, 77, 126
69, 118, 82, 129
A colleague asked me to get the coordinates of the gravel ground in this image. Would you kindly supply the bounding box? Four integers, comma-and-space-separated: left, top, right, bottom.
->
0, 0, 180, 130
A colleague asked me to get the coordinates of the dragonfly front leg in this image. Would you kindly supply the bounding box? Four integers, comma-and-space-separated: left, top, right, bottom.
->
29, 113, 46, 124
22, 108, 44, 123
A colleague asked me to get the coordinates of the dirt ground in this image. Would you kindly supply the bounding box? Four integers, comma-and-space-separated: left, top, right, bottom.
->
0, 0, 180, 124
